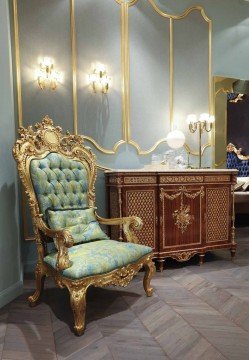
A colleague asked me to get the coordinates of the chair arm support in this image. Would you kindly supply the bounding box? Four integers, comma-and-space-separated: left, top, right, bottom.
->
34, 215, 74, 271
96, 214, 143, 243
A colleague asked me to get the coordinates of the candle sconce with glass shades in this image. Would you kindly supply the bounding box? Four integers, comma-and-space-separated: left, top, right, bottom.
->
186, 113, 215, 168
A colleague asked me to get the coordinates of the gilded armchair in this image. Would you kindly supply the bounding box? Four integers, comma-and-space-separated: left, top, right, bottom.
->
13, 116, 155, 335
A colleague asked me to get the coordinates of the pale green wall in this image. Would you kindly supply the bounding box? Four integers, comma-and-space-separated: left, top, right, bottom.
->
0, 0, 23, 306
16, 0, 249, 272
156, 0, 249, 78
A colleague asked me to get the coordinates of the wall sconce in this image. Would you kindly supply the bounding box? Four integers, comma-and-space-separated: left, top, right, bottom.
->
89, 64, 111, 94
186, 113, 215, 168
36, 57, 62, 90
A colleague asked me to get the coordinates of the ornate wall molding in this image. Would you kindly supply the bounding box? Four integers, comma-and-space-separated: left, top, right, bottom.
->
123, 1, 213, 156
12, 0, 213, 239
13, 0, 213, 157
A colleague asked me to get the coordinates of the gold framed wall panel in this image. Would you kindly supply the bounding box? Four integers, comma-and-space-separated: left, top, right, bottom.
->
121, 0, 213, 156
213, 77, 236, 168
71, 0, 127, 155
13, 0, 78, 240
172, 7, 212, 158
127, 0, 171, 154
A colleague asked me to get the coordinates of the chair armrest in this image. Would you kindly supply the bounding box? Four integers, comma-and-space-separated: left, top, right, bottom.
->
96, 214, 143, 243
34, 215, 74, 271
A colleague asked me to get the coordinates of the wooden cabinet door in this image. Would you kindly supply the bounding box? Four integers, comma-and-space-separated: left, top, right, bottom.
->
159, 185, 205, 256
124, 187, 158, 253
205, 185, 231, 245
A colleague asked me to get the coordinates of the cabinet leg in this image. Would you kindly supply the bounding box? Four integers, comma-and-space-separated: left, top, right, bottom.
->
230, 248, 236, 262
157, 259, 164, 272
199, 253, 205, 266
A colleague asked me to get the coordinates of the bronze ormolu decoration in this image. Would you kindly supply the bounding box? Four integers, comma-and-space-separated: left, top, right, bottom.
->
13, 116, 155, 335
173, 204, 194, 234
160, 186, 204, 234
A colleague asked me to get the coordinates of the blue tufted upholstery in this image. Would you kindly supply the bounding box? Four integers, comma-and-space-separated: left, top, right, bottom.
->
227, 152, 249, 177
30, 152, 89, 217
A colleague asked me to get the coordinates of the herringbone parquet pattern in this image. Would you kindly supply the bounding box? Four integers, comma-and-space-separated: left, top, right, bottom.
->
2, 227, 249, 360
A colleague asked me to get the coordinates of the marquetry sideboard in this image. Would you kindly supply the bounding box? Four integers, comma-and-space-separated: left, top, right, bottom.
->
105, 169, 238, 271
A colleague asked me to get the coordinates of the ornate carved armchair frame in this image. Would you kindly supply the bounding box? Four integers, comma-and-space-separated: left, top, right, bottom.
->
13, 116, 155, 335
227, 143, 249, 160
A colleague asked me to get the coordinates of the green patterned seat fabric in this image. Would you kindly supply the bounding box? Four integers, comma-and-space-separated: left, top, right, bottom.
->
44, 239, 152, 279
30, 152, 89, 217
47, 208, 109, 244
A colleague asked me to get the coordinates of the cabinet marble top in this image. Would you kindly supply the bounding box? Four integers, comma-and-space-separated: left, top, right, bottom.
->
105, 168, 238, 174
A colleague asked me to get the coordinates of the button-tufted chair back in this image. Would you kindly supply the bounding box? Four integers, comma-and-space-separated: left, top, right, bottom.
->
13, 116, 97, 240
227, 152, 249, 177
30, 152, 89, 217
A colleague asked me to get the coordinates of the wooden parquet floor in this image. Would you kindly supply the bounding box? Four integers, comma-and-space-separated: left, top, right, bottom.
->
2, 227, 249, 360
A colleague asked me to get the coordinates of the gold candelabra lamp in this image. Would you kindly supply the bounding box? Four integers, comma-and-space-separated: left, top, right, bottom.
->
186, 113, 215, 168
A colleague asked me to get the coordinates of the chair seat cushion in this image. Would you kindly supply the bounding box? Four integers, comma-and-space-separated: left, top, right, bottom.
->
44, 239, 152, 279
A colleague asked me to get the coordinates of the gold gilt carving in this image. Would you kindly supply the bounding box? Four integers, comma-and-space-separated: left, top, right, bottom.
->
170, 251, 197, 262
109, 177, 123, 184
29, 253, 155, 335
227, 143, 249, 161
204, 175, 230, 182
124, 176, 157, 184
160, 186, 204, 234
13, 117, 156, 335
160, 186, 204, 201
160, 175, 203, 184
173, 204, 194, 234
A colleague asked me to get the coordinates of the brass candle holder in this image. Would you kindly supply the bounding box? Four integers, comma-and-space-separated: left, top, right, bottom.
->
187, 113, 215, 168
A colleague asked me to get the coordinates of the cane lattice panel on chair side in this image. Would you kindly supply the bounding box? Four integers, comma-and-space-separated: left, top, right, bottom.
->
125, 189, 156, 249
206, 187, 230, 242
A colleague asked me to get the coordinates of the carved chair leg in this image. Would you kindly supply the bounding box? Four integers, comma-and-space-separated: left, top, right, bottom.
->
28, 264, 45, 307
69, 285, 88, 336
143, 260, 156, 297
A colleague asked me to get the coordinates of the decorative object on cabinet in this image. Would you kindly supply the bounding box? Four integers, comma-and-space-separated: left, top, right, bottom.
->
187, 114, 215, 168
88, 63, 111, 94
13, 116, 155, 336
106, 169, 237, 272
166, 130, 185, 149
36, 57, 62, 90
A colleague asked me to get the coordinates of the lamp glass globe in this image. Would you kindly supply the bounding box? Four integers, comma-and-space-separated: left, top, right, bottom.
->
166, 130, 185, 149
